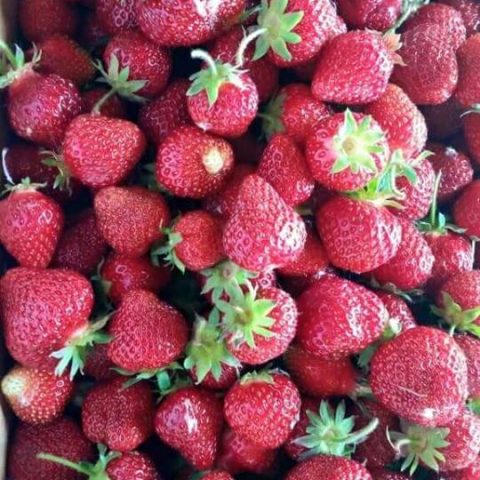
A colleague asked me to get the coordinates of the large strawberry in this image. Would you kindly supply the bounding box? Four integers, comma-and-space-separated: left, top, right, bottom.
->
96, 0, 138, 35
455, 34, 480, 108
337, 0, 401, 30
453, 180, 480, 236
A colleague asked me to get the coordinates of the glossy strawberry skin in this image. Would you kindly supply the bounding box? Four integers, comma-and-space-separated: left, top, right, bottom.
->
455, 34, 480, 108
337, 0, 401, 30
317, 196, 402, 274
370, 326, 468, 427
455, 335, 480, 398
156, 126, 235, 199
154, 387, 224, 470
453, 180, 480, 236
107, 289, 188, 372
81, 88, 127, 118
96, 0, 138, 35
82, 377, 154, 452
312, 31, 393, 105
440, 0, 480, 36
106, 451, 160, 480
63, 114, 146, 189
1, 267, 94, 369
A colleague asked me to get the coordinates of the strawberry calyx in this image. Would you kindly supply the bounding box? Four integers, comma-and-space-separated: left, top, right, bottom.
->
151, 226, 185, 273
113, 362, 183, 392
0, 41, 40, 89
184, 309, 241, 384
294, 400, 379, 459
259, 91, 286, 139
468, 397, 480, 416
40, 150, 73, 193
239, 369, 276, 385
3, 177, 47, 195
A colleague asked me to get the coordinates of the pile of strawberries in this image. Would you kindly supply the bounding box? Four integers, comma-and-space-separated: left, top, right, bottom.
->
2, 0, 480, 479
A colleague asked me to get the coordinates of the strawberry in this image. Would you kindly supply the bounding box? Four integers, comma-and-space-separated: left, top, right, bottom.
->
223, 371, 301, 449
18, 0, 78, 42
375, 291, 417, 331
370, 326, 468, 427
260, 83, 330, 145
189, 365, 239, 392
8, 418, 94, 480
81, 88, 127, 118
421, 98, 464, 141
312, 31, 394, 105
36, 35, 95, 87
84, 343, 116, 381
63, 114, 146, 189
136, 0, 246, 46
441, 457, 480, 480
202, 472, 233, 480
365, 84, 428, 159
222, 174, 306, 272
155, 126, 235, 199
370, 471, 409, 480
138, 78, 190, 145
455, 34, 480, 108
305, 110, 389, 192
1, 365, 73, 424
317, 195, 402, 273
82, 377, 154, 451
455, 335, 480, 399
99, 253, 170, 305
453, 180, 480, 236
107, 289, 188, 373
296, 275, 387, 358
94, 186, 170, 257
257, 134, 315, 206
0, 180, 64, 268
52, 210, 107, 275
391, 25, 458, 105
284, 344, 358, 397
336, 0, 402, 31
285, 455, 372, 480
103, 31, 172, 98
96, 0, 138, 35
154, 386, 224, 470
440, 0, 480, 36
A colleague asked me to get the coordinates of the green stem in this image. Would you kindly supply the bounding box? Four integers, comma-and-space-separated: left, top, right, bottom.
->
235, 28, 267, 67
92, 88, 117, 115
37, 453, 91, 475
347, 417, 379, 444
191, 49, 218, 77
429, 172, 442, 227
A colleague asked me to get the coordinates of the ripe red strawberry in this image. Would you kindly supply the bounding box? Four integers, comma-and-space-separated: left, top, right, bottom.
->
317, 195, 402, 273
1, 365, 73, 424
94, 186, 170, 257
138, 78, 190, 145
82, 377, 154, 451
365, 84, 427, 159
376, 291, 417, 330
81, 88, 127, 118
455, 335, 480, 399
156, 126, 235, 198
155, 386, 224, 470
202, 471, 233, 480
312, 31, 394, 105
103, 31, 172, 98
306, 111, 389, 192
222, 174, 306, 272
371, 219, 434, 290
440, 0, 480, 36
455, 34, 480, 108
52, 210, 107, 275
18, 0, 78, 42
421, 98, 464, 141
107, 289, 188, 372
285, 455, 372, 480
36, 35, 95, 87
391, 25, 458, 105
257, 134, 315, 206
63, 114, 146, 189
8, 418, 94, 480
370, 326, 468, 427
260, 83, 330, 145
224, 371, 301, 449
0, 181, 64, 268
441, 457, 480, 480
84, 343, 116, 381
100, 253, 170, 305
454, 180, 480, 236
369, 470, 409, 480
337, 0, 401, 30
96, 0, 138, 35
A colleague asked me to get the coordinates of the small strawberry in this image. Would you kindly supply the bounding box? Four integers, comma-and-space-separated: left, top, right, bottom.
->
453, 180, 480, 236
454, 34, 480, 108
370, 326, 468, 427
81, 88, 127, 118
421, 98, 464, 141
1, 365, 73, 424
155, 126, 235, 199
336, 0, 402, 31
84, 343, 116, 381
376, 291, 417, 330
224, 371, 301, 449
455, 335, 480, 399
440, 0, 480, 36
94, 186, 170, 258
155, 386, 224, 470
96, 0, 138, 35
222, 174, 306, 272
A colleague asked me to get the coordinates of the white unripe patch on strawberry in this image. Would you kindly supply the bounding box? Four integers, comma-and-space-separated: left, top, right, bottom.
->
1, 374, 26, 400
203, 147, 225, 174
184, 398, 199, 434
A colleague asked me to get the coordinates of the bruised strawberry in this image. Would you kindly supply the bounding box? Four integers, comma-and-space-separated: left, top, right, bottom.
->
453, 180, 480, 236
455, 34, 480, 108
81, 88, 127, 118
337, 0, 401, 30
96, 0, 138, 35
455, 335, 480, 399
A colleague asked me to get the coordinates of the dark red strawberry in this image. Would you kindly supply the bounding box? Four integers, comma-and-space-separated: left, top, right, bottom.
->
421, 98, 464, 141
155, 386, 224, 470
453, 180, 480, 236
440, 0, 480, 36
455, 335, 480, 399
455, 34, 480, 108
337, 0, 401, 30
84, 343, 116, 381
81, 88, 127, 118
96, 0, 138, 35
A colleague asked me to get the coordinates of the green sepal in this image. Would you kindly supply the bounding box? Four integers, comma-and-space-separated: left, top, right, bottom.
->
40, 150, 72, 193
0, 41, 40, 89
239, 369, 276, 385
259, 91, 286, 139
2, 177, 47, 196
113, 362, 183, 392
468, 397, 480, 416
150, 226, 185, 273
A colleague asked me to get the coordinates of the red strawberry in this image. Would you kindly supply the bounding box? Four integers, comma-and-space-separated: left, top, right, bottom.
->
440, 0, 480, 36
18, 0, 78, 42
8, 418, 94, 480
84, 343, 116, 381
369, 470, 409, 480
441, 457, 480, 480
391, 25, 458, 105
156, 126, 235, 199
370, 326, 468, 427
82, 377, 154, 451
1, 365, 73, 424
455, 34, 480, 108
107, 289, 188, 373
81, 88, 127, 118
222, 174, 306, 272
453, 180, 480, 236
100, 253, 170, 305
257, 134, 315, 206
312, 31, 394, 105
376, 291, 417, 331
138, 78, 190, 145
103, 31, 172, 98
94, 186, 170, 257
0, 181, 64, 268
317, 195, 402, 273
337, 0, 402, 31
202, 471, 232, 480
96, 0, 138, 35
224, 371, 301, 449
52, 210, 107, 275
455, 335, 480, 399
260, 83, 330, 145
63, 114, 146, 189
154, 386, 224, 470
421, 98, 464, 141
365, 84, 427, 159
305, 110, 389, 192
